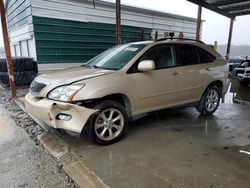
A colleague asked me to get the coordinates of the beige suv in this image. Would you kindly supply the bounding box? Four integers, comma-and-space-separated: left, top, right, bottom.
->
25, 39, 229, 145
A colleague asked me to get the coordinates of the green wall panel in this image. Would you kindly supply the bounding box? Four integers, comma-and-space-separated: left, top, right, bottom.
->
33, 16, 152, 64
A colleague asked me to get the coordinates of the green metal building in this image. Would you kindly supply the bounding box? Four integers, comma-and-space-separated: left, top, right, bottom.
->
6, 0, 198, 71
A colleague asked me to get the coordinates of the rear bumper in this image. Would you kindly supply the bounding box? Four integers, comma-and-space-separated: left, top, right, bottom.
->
25, 93, 97, 133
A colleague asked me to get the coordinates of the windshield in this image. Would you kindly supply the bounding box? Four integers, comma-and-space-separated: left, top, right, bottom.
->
84, 44, 146, 70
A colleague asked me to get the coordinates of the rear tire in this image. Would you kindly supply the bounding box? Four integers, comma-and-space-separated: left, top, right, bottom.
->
196, 85, 221, 115
88, 100, 128, 145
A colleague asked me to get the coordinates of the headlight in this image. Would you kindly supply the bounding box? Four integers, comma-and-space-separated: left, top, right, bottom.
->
48, 84, 84, 101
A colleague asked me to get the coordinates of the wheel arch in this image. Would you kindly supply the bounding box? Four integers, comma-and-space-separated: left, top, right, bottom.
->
80, 93, 133, 117
203, 80, 223, 98
101, 93, 133, 116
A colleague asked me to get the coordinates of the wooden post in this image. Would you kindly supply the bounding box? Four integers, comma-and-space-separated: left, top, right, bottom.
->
140, 30, 144, 41
0, 0, 16, 98
214, 41, 218, 51
155, 31, 158, 40
115, 0, 121, 45
196, 5, 202, 41
226, 18, 234, 60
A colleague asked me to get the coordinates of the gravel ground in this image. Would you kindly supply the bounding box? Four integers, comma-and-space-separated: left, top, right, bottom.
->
0, 85, 78, 188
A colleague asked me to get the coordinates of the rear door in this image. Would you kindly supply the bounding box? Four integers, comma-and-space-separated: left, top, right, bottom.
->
175, 44, 203, 104
175, 44, 216, 104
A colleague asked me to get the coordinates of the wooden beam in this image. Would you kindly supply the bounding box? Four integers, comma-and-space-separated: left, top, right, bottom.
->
0, 0, 16, 98
222, 3, 250, 12
196, 5, 202, 40
226, 18, 234, 60
230, 9, 250, 16
187, 0, 235, 18
212, 0, 247, 7
115, 0, 121, 45
233, 10, 250, 16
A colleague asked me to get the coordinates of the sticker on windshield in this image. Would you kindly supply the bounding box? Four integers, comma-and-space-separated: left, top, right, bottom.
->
125, 47, 138, 52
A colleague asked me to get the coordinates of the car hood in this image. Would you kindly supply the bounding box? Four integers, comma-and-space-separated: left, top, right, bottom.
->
37, 66, 115, 85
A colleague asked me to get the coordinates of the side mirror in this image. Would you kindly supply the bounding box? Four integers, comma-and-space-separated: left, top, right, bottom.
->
138, 60, 155, 72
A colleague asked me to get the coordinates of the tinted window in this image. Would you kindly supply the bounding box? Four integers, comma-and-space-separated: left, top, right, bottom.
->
197, 47, 216, 64
140, 45, 176, 70
180, 44, 199, 66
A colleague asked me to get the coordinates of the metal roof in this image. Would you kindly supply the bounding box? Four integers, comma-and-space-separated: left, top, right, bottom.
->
186, 0, 250, 18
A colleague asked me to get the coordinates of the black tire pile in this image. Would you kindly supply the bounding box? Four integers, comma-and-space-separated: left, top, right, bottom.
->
0, 57, 38, 86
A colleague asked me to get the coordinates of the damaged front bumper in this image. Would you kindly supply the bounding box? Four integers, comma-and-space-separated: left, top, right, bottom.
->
25, 93, 97, 133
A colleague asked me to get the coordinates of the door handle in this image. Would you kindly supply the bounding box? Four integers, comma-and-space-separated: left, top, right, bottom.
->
173, 71, 182, 76
206, 67, 214, 71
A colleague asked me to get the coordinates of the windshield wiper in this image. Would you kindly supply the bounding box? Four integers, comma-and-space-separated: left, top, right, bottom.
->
81, 64, 91, 68
92, 65, 118, 70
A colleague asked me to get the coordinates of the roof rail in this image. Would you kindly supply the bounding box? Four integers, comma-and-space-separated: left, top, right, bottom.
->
155, 37, 205, 44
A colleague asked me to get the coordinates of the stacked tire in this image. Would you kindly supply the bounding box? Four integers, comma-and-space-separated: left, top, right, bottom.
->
0, 57, 38, 86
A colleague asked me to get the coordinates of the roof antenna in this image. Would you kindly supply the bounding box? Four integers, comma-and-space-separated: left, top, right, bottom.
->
93, 0, 96, 8
169, 32, 175, 40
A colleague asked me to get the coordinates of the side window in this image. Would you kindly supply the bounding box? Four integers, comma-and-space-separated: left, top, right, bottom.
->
180, 44, 199, 66
140, 45, 176, 70
197, 47, 216, 64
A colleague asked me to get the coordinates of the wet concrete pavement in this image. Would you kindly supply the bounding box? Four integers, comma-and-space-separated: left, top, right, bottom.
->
57, 81, 250, 188
0, 105, 75, 188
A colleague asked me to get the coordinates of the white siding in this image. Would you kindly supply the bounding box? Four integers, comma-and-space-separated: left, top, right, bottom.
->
7, 0, 36, 59
31, 0, 198, 38
20, 40, 29, 57
27, 38, 37, 60
9, 25, 34, 43
9, 30, 37, 60
15, 44, 21, 56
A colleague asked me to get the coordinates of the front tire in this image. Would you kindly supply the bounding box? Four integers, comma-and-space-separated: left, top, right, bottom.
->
88, 100, 128, 145
196, 85, 221, 115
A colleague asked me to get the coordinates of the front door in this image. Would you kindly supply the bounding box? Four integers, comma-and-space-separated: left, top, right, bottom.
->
129, 44, 184, 115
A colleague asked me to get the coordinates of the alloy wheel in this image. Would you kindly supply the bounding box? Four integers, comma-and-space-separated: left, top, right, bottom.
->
205, 89, 219, 112
94, 108, 124, 141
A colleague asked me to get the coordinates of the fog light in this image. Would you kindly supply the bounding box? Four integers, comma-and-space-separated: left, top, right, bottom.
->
56, 114, 72, 121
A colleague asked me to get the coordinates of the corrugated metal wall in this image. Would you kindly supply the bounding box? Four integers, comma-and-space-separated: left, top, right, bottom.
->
6, 0, 37, 60
31, 0, 197, 65
34, 16, 152, 64
7, 0, 198, 66
6, 0, 32, 32
31, 0, 197, 39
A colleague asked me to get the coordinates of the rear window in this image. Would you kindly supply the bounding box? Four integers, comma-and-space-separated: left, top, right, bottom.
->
180, 44, 199, 66
197, 47, 216, 64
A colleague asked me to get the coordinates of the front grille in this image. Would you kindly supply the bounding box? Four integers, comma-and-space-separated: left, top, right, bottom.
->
30, 80, 47, 93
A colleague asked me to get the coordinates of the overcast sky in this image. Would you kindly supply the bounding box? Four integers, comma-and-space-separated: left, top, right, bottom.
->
0, 0, 250, 47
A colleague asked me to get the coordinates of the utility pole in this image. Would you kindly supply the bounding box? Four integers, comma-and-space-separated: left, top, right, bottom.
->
196, 5, 202, 41
226, 18, 234, 60
0, 0, 16, 97
115, 0, 121, 45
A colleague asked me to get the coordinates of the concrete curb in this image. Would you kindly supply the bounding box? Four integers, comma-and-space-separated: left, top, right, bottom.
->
38, 132, 109, 188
